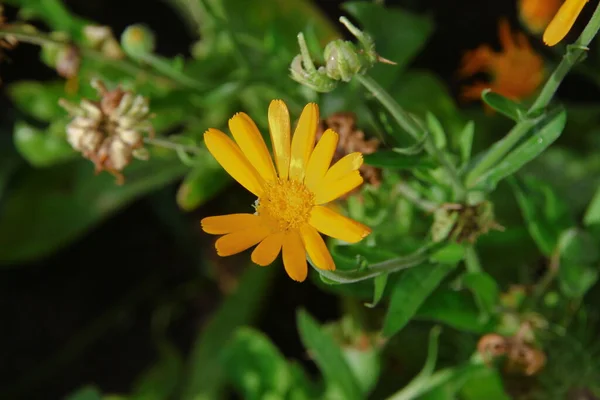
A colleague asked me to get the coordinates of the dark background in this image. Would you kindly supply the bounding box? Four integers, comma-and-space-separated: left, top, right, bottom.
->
0, 1, 594, 399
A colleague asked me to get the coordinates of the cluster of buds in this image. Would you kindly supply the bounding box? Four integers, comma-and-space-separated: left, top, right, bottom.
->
290, 17, 394, 92
477, 322, 546, 376
431, 200, 504, 243
315, 112, 381, 194
59, 79, 154, 184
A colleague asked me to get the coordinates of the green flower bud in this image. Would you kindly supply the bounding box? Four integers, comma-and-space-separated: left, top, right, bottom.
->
121, 24, 155, 60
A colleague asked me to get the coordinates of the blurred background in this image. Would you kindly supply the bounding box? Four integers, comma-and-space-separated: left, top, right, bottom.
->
1, 0, 599, 399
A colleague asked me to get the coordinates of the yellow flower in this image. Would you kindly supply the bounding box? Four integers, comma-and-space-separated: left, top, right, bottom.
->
201, 100, 372, 282
519, 0, 562, 33
459, 19, 545, 103
543, 0, 589, 46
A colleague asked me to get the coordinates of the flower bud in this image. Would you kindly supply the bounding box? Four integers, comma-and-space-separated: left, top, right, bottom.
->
121, 24, 156, 60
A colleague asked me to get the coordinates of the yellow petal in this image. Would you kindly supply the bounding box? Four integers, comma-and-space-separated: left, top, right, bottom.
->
314, 170, 363, 204
310, 205, 371, 243
543, 0, 588, 46
300, 224, 335, 271
282, 231, 307, 282
215, 225, 270, 257
201, 213, 261, 235
304, 129, 339, 191
268, 100, 291, 179
229, 112, 277, 182
204, 129, 264, 196
289, 103, 319, 180
323, 152, 363, 183
251, 232, 284, 266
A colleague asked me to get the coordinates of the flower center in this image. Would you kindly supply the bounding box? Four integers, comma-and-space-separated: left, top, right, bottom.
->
256, 178, 315, 232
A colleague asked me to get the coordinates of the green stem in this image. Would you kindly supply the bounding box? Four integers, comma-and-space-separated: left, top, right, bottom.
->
315, 242, 445, 284
395, 181, 438, 213
464, 244, 482, 273
354, 74, 466, 200
143, 137, 202, 154
0, 26, 201, 90
466, 2, 600, 187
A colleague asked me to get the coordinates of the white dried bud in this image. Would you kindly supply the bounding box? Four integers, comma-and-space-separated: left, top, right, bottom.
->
59, 79, 154, 184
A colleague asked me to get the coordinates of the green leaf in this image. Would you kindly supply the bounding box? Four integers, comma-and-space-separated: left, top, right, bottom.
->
383, 262, 457, 337
480, 90, 527, 122
13, 121, 76, 167
558, 262, 599, 298
296, 310, 362, 400
365, 273, 388, 308
384, 327, 442, 400
391, 72, 465, 142
0, 150, 187, 263
426, 112, 446, 150
181, 267, 275, 400
364, 151, 436, 170
8, 81, 67, 121
557, 228, 599, 265
343, 2, 434, 86
416, 289, 491, 333
176, 154, 229, 211
222, 328, 293, 400
584, 185, 600, 226
462, 272, 500, 319
458, 121, 474, 167
130, 341, 183, 400
429, 243, 465, 264
510, 176, 573, 256
64, 386, 102, 400
459, 369, 510, 400
471, 108, 567, 190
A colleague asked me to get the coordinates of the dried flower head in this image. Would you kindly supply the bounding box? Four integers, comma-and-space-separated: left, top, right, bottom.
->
478, 323, 547, 376
458, 19, 545, 104
431, 201, 504, 244
315, 112, 381, 195
59, 79, 154, 184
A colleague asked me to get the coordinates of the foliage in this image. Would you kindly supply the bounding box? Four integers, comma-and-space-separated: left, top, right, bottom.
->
2, 0, 600, 399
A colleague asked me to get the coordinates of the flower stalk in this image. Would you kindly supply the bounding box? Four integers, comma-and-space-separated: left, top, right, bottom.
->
466, 0, 600, 188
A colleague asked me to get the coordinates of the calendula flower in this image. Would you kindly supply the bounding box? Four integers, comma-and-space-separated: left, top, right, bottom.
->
519, 0, 562, 33
459, 19, 545, 103
201, 100, 372, 282
543, 0, 589, 46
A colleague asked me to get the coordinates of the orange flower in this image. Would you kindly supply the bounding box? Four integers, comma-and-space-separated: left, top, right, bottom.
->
519, 0, 563, 33
201, 100, 372, 282
458, 19, 545, 103
543, 0, 589, 46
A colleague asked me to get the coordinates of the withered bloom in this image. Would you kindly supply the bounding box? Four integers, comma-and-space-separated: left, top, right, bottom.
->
478, 323, 546, 376
59, 79, 154, 184
315, 112, 381, 196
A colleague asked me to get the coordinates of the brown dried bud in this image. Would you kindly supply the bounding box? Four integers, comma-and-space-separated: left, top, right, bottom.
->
0, 6, 18, 60
315, 112, 381, 197
59, 79, 154, 184
431, 201, 504, 244
56, 45, 80, 79
477, 323, 546, 377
